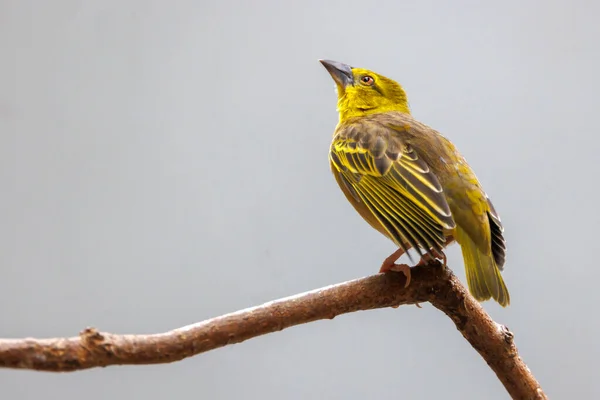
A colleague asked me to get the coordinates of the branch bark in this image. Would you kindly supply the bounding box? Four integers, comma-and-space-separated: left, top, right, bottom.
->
0, 262, 545, 400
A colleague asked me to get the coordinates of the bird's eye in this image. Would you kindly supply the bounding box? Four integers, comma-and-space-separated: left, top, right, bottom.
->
360, 76, 374, 86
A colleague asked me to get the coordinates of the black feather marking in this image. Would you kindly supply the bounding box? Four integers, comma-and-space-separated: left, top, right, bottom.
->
488, 211, 506, 270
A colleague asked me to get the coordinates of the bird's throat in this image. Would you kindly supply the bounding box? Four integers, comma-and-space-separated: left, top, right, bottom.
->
337, 103, 411, 122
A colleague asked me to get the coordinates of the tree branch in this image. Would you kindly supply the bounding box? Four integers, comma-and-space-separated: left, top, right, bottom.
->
0, 262, 545, 399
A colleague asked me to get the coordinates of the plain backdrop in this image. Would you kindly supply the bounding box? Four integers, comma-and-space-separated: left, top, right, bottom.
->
1, 1, 599, 399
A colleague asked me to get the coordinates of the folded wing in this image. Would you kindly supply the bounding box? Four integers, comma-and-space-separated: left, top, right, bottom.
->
330, 122, 456, 259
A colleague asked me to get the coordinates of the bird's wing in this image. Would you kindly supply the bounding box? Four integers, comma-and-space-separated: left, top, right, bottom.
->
330, 121, 455, 258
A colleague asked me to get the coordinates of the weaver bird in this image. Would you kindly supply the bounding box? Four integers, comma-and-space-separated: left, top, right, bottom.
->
320, 59, 509, 306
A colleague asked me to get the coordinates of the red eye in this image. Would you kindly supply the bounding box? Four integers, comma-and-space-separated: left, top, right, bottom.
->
360, 76, 374, 86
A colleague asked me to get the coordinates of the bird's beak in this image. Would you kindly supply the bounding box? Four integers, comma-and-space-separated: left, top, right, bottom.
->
319, 59, 354, 88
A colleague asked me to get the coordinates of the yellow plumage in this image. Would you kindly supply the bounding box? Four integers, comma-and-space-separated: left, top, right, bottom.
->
320, 60, 509, 307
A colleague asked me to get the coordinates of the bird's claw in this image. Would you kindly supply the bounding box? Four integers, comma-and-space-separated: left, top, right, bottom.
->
379, 246, 447, 289
380, 262, 411, 288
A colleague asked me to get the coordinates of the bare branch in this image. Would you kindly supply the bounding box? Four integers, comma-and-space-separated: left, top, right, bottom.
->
0, 263, 545, 399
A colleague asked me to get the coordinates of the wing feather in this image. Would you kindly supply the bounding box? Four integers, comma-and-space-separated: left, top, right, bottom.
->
361, 177, 433, 255
353, 184, 414, 259
361, 176, 445, 249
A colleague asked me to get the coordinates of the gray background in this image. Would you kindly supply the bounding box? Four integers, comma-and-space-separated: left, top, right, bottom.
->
1, 1, 598, 399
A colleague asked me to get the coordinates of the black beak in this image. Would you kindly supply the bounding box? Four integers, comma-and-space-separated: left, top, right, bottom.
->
319, 59, 354, 88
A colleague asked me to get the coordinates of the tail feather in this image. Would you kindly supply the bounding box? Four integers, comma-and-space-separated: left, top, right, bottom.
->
456, 226, 510, 307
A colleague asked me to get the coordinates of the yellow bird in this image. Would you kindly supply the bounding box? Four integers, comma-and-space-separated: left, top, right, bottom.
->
320, 60, 509, 306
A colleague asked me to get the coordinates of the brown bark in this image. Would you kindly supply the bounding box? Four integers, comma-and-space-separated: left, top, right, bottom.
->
0, 262, 546, 399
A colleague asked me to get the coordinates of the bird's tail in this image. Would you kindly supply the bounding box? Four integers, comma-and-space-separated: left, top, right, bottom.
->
456, 226, 510, 307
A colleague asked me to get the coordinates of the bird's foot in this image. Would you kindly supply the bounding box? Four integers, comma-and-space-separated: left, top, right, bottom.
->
380, 262, 411, 288
379, 247, 406, 272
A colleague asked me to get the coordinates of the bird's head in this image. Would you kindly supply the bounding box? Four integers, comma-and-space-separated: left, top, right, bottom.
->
320, 60, 410, 121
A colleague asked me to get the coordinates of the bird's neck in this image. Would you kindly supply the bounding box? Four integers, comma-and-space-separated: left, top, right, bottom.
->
337, 103, 411, 122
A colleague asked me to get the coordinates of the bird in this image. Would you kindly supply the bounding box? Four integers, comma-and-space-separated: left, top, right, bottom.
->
320, 59, 509, 307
